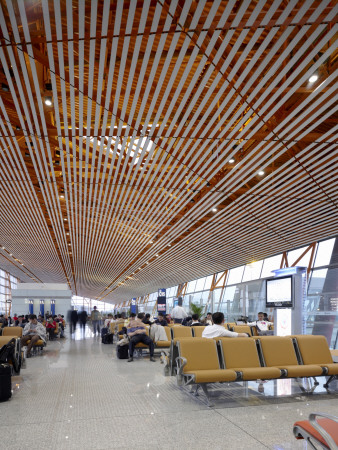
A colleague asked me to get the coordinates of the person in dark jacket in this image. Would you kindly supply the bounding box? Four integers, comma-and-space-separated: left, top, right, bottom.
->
78, 309, 88, 332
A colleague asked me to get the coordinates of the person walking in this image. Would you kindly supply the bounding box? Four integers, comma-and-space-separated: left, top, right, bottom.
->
91, 306, 101, 336
78, 309, 88, 333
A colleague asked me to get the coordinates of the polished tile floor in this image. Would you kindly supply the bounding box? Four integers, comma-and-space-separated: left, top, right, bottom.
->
3, 328, 337, 450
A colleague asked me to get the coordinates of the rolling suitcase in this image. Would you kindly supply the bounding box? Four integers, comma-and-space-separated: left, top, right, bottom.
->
0, 363, 12, 401
101, 327, 108, 338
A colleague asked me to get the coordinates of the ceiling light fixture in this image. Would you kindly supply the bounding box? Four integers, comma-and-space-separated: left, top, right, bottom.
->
228, 158, 235, 163
44, 96, 52, 106
212, 208, 217, 212
60, 195, 64, 199
258, 170, 265, 176
309, 74, 318, 83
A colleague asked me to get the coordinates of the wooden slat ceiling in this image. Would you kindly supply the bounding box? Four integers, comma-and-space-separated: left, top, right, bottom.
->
0, 0, 337, 302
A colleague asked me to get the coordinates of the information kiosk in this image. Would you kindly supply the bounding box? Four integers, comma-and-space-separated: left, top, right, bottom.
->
268, 267, 307, 336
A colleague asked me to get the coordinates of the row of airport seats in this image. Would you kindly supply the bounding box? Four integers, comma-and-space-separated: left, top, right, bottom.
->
113, 323, 274, 359
173, 335, 338, 406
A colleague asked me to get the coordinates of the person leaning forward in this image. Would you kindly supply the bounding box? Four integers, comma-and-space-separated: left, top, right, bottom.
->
127, 313, 155, 362
21, 314, 47, 357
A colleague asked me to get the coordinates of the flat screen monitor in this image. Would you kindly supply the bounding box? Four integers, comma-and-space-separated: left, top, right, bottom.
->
266, 276, 293, 308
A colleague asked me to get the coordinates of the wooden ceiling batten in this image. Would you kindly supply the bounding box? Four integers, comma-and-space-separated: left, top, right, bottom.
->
0, 0, 337, 301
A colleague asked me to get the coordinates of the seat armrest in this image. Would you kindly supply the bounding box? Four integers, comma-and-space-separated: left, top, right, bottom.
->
175, 356, 187, 385
309, 412, 338, 450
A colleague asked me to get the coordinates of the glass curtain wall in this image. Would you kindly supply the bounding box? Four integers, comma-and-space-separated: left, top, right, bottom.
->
0, 269, 18, 315
137, 236, 337, 347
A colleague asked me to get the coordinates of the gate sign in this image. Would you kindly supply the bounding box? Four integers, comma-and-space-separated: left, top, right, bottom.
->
157, 289, 166, 314
130, 298, 138, 314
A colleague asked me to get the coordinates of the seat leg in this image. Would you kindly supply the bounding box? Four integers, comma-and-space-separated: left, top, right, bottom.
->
323, 375, 336, 388
200, 384, 214, 407
312, 377, 319, 386
190, 384, 200, 396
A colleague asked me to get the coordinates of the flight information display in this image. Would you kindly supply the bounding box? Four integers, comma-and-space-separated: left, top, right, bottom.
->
266, 276, 293, 308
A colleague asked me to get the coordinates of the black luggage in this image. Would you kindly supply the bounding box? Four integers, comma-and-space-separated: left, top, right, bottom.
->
102, 333, 114, 344
101, 327, 108, 338
116, 344, 129, 359
0, 363, 12, 401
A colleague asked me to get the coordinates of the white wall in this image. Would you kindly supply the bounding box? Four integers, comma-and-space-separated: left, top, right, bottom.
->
11, 283, 72, 317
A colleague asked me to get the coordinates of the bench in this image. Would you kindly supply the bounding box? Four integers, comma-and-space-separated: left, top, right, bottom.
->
176, 338, 238, 405
258, 336, 324, 379
174, 334, 338, 406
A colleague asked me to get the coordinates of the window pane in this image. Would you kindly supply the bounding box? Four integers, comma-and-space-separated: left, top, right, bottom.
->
195, 277, 206, 292
261, 254, 282, 278
287, 246, 312, 268
203, 275, 214, 291
186, 280, 196, 293
314, 238, 335, 267
227, 266, 244, 285
242, 260, 263, 282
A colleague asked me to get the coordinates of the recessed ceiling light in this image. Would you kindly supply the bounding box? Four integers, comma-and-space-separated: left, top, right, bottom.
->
44, 96, 52, 106
9, 253, 12, 256
60, 195, 64, 199
212, 208, 217, 212
155, 254, 159, 257
309, 75, 318, 83
149, 241, 153, 244
228, 158, 235, 163
258, 170, 265, 176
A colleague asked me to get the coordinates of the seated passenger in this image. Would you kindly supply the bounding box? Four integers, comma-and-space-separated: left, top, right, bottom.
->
15, 315, 26, 327
46, 317, 57, 340
203, 312, 213, 326
165, 314, 172, 325
142, 313, 151, 324
182, 316, 192, 326
127, 313, 155, 362
37, 315, 44, 323
190, 314, 203, 326
155, 313, 167, 327
202, 312, 249, 338
104, 313, 114, 328
247, 312, 273, 334
21, 314, 46, 357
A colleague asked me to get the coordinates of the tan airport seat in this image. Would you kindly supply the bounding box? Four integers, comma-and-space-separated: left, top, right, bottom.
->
0, 336, 13, 346
295, 335, 338, 376
154, 326, 171, 348
192, 326, 206, 337
154, 327, 171, 348
227, 322, 236, 330
177, 338, 237, 383
2, 327, 23, 337
219, 337, 281, 380
259, 336, 323, 378
231, 325, 253, 336
171, 326, 193, 342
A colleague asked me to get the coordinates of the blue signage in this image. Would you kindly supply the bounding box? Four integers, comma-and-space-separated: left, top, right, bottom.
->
157, 289, 166, 314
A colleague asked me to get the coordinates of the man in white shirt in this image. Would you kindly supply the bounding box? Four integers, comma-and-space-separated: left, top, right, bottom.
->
247, 312, 273, 334
202, 312, 249, 338
171, 297, 188, 324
